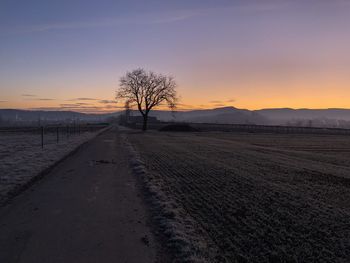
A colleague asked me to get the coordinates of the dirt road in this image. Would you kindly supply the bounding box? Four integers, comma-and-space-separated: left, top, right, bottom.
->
0, 127, 160, 263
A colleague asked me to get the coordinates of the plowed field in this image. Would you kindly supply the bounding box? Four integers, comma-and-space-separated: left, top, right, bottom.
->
127, 131, 350, 262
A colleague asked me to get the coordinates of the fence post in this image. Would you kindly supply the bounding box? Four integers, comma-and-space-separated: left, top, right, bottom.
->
66, 125, 69, 139
41, 126, 44, 149
56, 127, 59, 143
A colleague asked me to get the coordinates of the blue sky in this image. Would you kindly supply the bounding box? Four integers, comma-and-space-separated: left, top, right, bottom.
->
1, 0, 350, 112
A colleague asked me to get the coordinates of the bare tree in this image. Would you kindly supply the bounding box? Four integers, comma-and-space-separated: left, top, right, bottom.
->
116, 68, 177, 131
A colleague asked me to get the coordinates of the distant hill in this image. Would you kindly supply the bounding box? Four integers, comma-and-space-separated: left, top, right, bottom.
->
256, 108, 350, 122
0, 109, 119, 124
148, 107, 268, 124
147, 107, 350, 127
2, 107, 350, 128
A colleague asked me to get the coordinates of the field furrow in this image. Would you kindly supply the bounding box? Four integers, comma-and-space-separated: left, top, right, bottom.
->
128, 131, 350, 262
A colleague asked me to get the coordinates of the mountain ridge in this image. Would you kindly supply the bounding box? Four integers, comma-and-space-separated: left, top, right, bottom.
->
2, 107, 350, 127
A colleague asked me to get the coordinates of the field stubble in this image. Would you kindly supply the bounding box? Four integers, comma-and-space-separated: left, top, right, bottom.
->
126, 131, 350, 262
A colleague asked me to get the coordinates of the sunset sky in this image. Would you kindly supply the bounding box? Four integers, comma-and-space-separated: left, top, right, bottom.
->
1, 0, 350, 113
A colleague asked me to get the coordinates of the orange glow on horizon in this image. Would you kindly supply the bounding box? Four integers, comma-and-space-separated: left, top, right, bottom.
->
2, 73, 350, 113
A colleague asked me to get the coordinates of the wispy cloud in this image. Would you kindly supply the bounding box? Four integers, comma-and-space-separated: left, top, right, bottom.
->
4, 2, 345, 35
75, 102, 93, 105
99, 100, 117, 104
23, 97, 55, 101
10, 10, 201, 34
60, 102, 93, 107
60, 103, 82, 107
213, 103, 226, 107
68, 98, 98, 101
38, 98, 55, 101
0, 100, 7, 103
31, 104, 124, 113
22, 94, 36, 97
209, 99, 235, 104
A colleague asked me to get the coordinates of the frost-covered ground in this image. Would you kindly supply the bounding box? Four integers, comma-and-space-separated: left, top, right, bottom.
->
125, 130, 350, 262
0, 128, 106, 204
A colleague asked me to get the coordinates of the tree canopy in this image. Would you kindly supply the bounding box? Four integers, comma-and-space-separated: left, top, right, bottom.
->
116, 68, 177, 130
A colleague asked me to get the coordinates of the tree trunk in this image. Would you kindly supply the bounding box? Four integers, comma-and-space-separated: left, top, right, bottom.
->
142, 114, 148, 131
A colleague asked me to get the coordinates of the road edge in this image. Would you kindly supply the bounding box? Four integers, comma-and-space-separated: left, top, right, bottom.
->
120, 130, 218, 263
1, 126, 111, 207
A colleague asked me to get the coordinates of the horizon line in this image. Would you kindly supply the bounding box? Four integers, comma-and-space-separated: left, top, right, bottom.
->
2, 106, 350, 115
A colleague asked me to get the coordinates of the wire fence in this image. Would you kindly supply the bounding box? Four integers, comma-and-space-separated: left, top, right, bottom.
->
0, 124, 109, 149
127, 121, 350, 135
